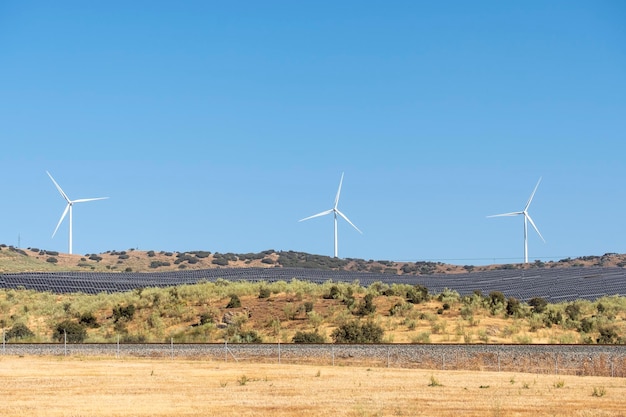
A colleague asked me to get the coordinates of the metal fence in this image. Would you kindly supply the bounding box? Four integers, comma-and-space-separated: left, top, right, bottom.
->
3, 342, 626, 377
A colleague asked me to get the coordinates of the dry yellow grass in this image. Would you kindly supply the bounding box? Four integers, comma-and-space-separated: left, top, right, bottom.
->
0, 356, 625, 416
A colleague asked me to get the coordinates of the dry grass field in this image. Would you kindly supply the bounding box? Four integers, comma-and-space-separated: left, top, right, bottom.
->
0, 356, 625, 417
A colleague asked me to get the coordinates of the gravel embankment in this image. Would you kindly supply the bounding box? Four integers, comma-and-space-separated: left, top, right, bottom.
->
4, 343, 626, 377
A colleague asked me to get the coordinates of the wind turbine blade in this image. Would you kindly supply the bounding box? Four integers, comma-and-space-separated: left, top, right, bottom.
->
72, 197, 109, 203
46, 171, 71, 203
526, 213, 545, 242
336, 209, 363, 234
333, 172, 344, 209
524, 177, 542, 211
299, 209, 333, 222
52, 204, 70, 238
486, 211, 523, 218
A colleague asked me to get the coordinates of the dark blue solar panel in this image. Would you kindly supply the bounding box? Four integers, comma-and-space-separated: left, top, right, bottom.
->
1, 266, 625, 301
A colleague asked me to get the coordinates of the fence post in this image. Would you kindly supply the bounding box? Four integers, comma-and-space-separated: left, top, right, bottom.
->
555, 353, 558, 375
497, 350, 500, 372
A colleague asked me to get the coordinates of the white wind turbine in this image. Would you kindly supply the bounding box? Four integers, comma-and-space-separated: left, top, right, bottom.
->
299, 172, 362, 258
47, 171, 109, 255
487, 177, 545, 264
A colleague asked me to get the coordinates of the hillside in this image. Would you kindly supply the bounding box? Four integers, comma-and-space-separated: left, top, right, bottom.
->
2, 244, 626, 345
1, 244, 625, 274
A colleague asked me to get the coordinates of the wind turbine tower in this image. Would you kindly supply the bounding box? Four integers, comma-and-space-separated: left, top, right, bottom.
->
299, 172, 362, 258
487, 177, 545, 264
47, 171, 109, 255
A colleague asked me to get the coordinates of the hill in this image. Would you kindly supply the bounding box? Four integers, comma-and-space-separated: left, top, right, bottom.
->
2, 244, 626, 345
1, 244, 625, 274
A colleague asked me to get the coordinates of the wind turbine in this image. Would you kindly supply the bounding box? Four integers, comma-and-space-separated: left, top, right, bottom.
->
487, 177, 545, 264
299, 172, 362, 258
47, 171, 109, 255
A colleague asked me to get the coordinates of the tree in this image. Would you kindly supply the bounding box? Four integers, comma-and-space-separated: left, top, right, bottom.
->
528, 297, 548, 314
407, 285, 429, 304
5, 323, 34, 341
355, 294, 376, 316
488, 291, 506, 307
53, 320, 87, 343
331, 320, 384, 343
505, 297, 521, 316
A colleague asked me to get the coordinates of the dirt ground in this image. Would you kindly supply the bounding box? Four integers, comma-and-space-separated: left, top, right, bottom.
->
0, 356, 625, 416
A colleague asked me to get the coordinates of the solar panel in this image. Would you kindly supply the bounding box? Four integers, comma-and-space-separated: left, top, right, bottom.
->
1, 266, 626, 301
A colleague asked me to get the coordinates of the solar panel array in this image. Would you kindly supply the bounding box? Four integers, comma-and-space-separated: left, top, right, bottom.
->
1, 266, 625, 302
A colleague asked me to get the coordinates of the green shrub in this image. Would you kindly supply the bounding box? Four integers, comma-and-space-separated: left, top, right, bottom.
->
292, 331, 326, 343
331, 320, 384, 343
565, 303, 582, 321
226, 294, 241, 308
79, 312, 99, 328
528, 297, 548, 314
407, 285, 429, 304
53, 320, 87, 343
112, 304, 136, 322
212, 257, 229, 266
149, 261, 170, 268
355, 294, 376, 316
229, 330, 262, 343
506, 297, 521, 316
489, 291, 506, 307
46, 257, 58, 264
5, 323, 34, 341
258, 287, 271, 299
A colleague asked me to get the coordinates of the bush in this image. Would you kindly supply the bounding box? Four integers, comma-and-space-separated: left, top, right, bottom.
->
112, 304, 136, 322
258, 287, 271, 299
292, 331, 326, 343
528, 297, 548, 314
488, 291, 506, 307
53, 320, 87, 343
506, 297, 521, 316
565, 303, 582, 321
149, 261, 170, 268
226, 294, 241, 308
331, 320, 384, 343
212, 257, 229, 266
407, 285, 429, 304
46, 257, 58, 264
5, 323, 34, 341
229, 330, 262, 343
355, 294, 376, 316
323, 285, 341, 300
79, 312, 99, 328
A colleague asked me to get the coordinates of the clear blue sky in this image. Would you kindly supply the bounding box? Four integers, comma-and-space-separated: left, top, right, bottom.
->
1, 1, 625, 265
